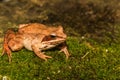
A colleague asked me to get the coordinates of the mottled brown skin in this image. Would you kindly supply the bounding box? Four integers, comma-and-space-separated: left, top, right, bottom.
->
2, 23, 70, 62
18, 23, 66, 38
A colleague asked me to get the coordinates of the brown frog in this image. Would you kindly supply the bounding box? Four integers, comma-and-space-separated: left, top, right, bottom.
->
2, 23, 70, 62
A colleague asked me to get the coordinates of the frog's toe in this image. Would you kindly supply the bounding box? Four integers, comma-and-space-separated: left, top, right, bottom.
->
39, 54, 52, 61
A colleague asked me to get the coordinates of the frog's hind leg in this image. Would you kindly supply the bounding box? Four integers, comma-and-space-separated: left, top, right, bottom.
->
2, 43, 12, 62
2, 29, 15, 62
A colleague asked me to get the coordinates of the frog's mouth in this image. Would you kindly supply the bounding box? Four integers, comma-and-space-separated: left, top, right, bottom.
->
42, 38, 65, 45
41, 35, 66, 50
41, 40, 65, 50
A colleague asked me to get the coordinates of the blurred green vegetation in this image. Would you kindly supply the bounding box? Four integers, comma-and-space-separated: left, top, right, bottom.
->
0, 0, 120, 80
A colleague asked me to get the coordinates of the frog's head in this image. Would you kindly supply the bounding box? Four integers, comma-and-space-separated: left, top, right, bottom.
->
41, 26, 67, 50
53, 26, 67, 39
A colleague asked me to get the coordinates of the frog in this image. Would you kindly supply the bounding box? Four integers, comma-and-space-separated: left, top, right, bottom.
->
2, 23, 70, 62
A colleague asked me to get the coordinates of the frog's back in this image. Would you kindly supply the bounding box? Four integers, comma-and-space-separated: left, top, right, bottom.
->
18, 23, 48, 33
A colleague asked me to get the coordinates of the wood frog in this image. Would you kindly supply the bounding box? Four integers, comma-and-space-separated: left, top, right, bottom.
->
2, 23, 70, 62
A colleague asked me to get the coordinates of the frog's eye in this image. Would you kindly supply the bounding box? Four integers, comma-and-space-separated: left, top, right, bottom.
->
50, 33, 56, 38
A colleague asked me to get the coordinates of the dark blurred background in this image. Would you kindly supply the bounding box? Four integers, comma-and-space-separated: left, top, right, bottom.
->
0, 0, 120, 44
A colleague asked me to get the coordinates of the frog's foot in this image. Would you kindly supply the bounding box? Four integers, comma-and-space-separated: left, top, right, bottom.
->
2, 50, 12, 62
60, 46, 70, 60
32, 45, 52, 61
2, 43, 12, 62
59, 42, 70, 60
37, 53, 52, 61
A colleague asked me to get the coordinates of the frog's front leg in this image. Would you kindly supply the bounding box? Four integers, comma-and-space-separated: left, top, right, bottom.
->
59, 42, 70, 60
31, 45, 52, 61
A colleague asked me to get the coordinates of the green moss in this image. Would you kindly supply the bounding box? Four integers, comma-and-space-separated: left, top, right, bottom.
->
0, 37, 120, 80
